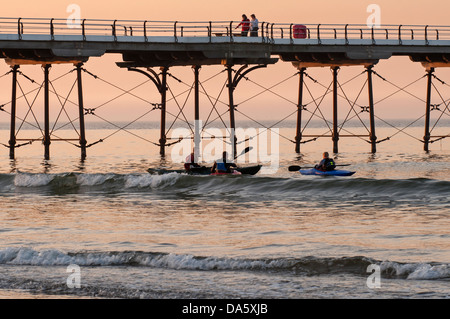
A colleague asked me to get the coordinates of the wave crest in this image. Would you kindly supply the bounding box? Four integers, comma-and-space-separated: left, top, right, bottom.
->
1, 247, 448, 281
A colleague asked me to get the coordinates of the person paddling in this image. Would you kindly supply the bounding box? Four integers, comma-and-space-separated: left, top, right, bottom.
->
211, 151, 237, 174
314, 152, 336, 171
184, 150, 201, 172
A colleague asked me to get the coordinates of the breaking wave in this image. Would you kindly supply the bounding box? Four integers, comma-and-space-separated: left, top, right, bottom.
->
0, 172, 448, 205
0, 247, 448, 281
0, 173, 450, 195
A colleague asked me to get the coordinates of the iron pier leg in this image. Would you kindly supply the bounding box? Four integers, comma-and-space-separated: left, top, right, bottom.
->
193, 65, 201, 161
44, 64, 51, 160
76, 63, 87, 160
424, 67, 434, 152
159, 67, 168, 156
295, 68, 305, 153
366, 65, 377, 153
9, 65, 19, 159
332, 66, 339, 154
226, 65, 237, 158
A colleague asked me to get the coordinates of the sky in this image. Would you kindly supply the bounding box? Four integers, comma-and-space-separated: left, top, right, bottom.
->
1, 0, 450, 125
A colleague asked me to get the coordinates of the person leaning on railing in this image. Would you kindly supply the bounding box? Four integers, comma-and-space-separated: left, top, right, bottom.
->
250, 14, 259, 37
236, 14, 250, 36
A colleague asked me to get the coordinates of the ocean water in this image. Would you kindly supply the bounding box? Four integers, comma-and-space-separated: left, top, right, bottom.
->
0, 121, 449, 300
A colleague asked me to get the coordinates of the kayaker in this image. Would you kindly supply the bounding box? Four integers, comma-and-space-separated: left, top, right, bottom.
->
315, 152, 336, 171
211, 151, 237, 174
184, 151, 201, 171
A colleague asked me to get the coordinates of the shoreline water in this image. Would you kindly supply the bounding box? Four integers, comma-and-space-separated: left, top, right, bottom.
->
0, 125, 448, 299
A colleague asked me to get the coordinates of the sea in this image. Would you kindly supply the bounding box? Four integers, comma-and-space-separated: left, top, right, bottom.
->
0, 119, 449, 304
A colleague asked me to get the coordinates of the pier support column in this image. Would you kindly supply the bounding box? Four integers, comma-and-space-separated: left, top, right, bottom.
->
9, 65, 19, 159
226, 65, 237, 158
193, 65, 201, 161
225, 64, 267, 157
76, 63, 87, 160
366, 65, 377, 153
423, 67, 434, 152
332, 66, 340, 154
126, 66, 168, 156
295, 68, 305, 153
159, 67, 168, 156
43, 64, 51, 160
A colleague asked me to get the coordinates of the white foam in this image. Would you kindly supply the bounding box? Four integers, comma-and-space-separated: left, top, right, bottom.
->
124, 173, 180, 189
14, 173, 54, 187
0, 247, 140, 266
380, 261, 450, 280
1, 247, 448, 280
0, 247, 289, 270
76, 173, 115, 186
139, 253, 290, 270
406, 263, 450, 280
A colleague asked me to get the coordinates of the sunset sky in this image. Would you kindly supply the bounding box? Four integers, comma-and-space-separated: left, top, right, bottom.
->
2, 0, 448, 24
1, 0, 450, 124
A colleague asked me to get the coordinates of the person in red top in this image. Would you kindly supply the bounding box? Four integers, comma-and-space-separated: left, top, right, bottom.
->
236, 14, 250, 36
184, 150, 201, 171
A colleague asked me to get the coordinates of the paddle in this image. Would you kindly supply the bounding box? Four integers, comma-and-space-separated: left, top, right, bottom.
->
234, 146, 253, 159
288, 164, 351, 171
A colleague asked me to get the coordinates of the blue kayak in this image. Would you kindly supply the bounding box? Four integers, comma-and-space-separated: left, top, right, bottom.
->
299, 168, 356, 176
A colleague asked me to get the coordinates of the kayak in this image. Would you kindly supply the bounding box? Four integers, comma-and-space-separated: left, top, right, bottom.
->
147, 165, 262, 176
299, 168, 356, 176
210, 170, 242, 176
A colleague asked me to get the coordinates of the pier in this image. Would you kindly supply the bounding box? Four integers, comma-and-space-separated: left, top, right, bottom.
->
1, 18, 450, 159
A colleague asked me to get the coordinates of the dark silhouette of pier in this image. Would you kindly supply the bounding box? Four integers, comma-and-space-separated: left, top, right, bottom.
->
1, 18, 449, 159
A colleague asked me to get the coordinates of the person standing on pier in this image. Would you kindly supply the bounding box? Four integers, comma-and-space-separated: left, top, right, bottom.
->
236, 14, 250, 36
250, 14, 259, 37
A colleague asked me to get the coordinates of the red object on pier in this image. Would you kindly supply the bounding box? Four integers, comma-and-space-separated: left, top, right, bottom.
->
293, 24, 307, 39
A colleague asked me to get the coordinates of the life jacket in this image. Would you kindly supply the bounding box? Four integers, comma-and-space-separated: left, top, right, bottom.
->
323, 158, 336, 171
216, 161, 227, 172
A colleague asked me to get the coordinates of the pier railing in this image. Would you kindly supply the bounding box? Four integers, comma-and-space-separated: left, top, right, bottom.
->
1, 17, 450, 44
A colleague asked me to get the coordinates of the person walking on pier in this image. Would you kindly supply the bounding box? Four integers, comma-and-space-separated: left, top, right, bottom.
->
236, 14, 250, 36
250, 14, 259, 37
315, 152, 336, 171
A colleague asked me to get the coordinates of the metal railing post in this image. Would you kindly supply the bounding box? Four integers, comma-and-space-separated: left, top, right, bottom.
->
112, 20, 117, 41
174, 21, 178, 42
50, 18, 54, 40
261, 22, 266, 43
229, 21, 233, 42
317, 24, 321, 44
289, 23, 293, 44
82, 19, 86, 41
144, 20, 148, 42
18, 18, 22, 40
208, 21, 212, 42
345, 24, 348, 44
